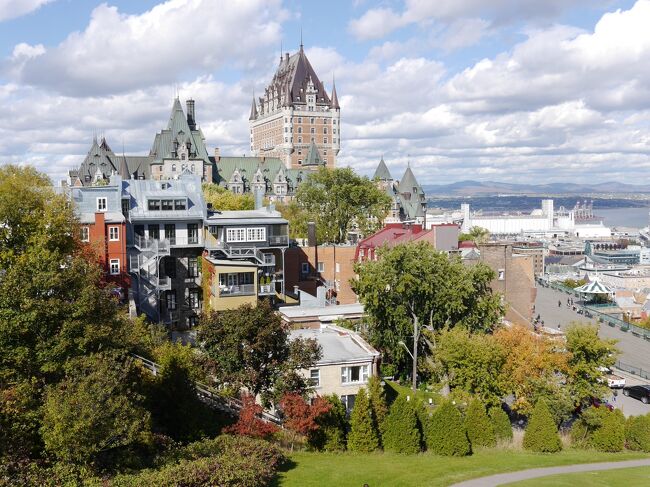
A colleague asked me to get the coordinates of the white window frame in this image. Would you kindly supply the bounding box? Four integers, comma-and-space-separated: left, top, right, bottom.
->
166, 291, 176, 310
226, 227, 246, 242
341, 365, 369, 385
109, 259, 120, 275
498, 269, 505, 280
189, 289, 200, 309
246, 227, 266, 242
301, 262, 310, 274
81, 226, 89, 242
310, 369, 320, 388
108, 226, 119, 241
97, 197, 107, 212
317, 262, 325, 273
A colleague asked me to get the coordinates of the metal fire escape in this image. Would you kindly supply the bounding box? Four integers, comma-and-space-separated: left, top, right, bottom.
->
129, 235, 172, 322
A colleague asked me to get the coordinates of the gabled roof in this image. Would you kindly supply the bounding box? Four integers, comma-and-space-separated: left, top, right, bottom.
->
73, 137, 153, 185
373, 157, 392, 181
213, 156, 307, 196
150, 98, 210, 164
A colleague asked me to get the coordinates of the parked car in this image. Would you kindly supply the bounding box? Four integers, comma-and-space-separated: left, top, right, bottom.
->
597, 367, 626, 388
622, 384, 650, 404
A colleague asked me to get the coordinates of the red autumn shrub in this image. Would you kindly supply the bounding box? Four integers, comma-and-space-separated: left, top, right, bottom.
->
224, 394, 278, 439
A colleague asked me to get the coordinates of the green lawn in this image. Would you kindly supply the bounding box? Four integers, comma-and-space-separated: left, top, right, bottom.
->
506, 466, 650, 486
275, 450, 649, 487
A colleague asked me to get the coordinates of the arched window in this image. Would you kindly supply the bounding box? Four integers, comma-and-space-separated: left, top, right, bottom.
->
171, 164, 176, 172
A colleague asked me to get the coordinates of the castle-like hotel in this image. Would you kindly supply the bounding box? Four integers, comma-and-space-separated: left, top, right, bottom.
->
69, 44, 424, 222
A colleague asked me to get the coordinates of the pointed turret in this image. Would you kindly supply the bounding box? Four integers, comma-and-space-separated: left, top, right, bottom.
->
304, 141, 324, 166
373, 156, 392, 181
398, 165, 423, 196
249, 96, 258, 120
118, 155, 130, 180
330, 77, 340, 110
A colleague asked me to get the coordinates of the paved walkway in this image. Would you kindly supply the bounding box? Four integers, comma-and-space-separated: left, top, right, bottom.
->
450, 458, 650, 486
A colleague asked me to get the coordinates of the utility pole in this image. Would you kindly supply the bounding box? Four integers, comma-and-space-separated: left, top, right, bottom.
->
412, 314, 419, 393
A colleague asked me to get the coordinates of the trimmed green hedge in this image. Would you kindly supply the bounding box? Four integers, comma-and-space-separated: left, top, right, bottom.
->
382, 396, 421, 454
591, 410, 625, 452
422, 400, 470, 456
626, 414, 650, 452
465, 399, 496, 448
347, 389, 379, 453
523, 400, 562, 453
489, 406, 513, 442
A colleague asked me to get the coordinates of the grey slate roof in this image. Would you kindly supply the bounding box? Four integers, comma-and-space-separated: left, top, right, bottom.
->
126, 173, 206, 221
255, 47, 333, 117
289, 324, 378, 365
72, 137, 153, 185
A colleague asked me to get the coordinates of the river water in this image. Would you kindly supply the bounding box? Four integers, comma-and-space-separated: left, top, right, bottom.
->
595, 207, 650, 229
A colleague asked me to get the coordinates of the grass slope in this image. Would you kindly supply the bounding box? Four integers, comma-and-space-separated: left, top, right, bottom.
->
275, 450, 647, 487
505, 466, 650, 486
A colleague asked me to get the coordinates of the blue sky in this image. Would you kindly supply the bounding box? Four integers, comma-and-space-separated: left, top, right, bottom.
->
0, 0, 649, 185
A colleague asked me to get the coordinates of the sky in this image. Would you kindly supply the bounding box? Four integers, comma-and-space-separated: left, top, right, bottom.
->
1, 0, 649, 186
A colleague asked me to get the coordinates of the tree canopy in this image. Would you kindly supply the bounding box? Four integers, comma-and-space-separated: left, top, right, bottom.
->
295, 167, 391, 244
202, 183, 255, 211
198, 300, 321, 403
353, 241, 504, 377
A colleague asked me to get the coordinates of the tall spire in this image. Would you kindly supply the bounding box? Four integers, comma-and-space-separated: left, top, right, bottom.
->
330, 74, 340, 110
249, 95, 258, 120
300, 27, 303, 52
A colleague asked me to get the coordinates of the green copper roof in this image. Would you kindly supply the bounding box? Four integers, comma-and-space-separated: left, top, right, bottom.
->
213, 156, 310, 195
373, 157, 392, 181
304, 141, 324, 166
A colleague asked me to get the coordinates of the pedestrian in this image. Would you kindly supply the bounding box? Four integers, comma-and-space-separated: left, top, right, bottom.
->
613, 390, 618, 403
558, 300, 562, 308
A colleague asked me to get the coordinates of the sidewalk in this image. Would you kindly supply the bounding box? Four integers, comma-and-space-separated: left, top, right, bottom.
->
450, 458, 650, 486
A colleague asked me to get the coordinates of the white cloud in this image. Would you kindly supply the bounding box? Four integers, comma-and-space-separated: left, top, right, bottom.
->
349, 0, 595, 41
0, 0, 52, 22
8, 0, 286, 96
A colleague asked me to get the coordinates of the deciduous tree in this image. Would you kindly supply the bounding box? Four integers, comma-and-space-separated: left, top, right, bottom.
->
224, 394, 279, 440
40, 353, 151, 465
199, 301, 321, 402
309, 394, 348, 451
202, 183, 255, 211
353, 242, 503, 383
279, 393, 331, 450
295, 167, 391, 244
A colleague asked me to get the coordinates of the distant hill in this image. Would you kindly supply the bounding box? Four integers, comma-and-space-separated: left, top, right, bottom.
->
423, 180, 649, 196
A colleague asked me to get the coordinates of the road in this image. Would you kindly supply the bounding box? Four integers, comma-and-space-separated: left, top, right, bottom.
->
535, 285, 650, 370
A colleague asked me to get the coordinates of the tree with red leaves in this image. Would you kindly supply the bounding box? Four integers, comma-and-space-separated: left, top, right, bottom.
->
279, 393, 331, 450
224, 394, 278, 440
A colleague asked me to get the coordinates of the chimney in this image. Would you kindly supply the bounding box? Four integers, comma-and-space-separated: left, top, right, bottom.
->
285, 52, 289, 62
214, 147, 221, 161
186, 99, 196, 130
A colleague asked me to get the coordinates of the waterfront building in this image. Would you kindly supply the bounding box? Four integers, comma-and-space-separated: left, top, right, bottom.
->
249, 44, 340, 169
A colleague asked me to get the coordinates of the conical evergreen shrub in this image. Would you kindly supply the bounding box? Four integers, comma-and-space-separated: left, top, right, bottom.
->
368, 376, 388, 439
423, 400, 470, 456
489, 406, 512, 442
382, 396, 421, 454
592, 409, 625, 452
523, 400, 562, 453
626, 413, 650, 452
347, 389, 379, 452
465, 399, 496, 448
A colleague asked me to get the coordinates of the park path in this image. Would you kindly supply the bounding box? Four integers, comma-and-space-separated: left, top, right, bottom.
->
449, 458, 650, 486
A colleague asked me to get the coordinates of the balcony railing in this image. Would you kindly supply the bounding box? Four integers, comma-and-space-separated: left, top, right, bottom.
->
219, 284, 255, 296
134, 234, 200, 249
269, 235, 289, 246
